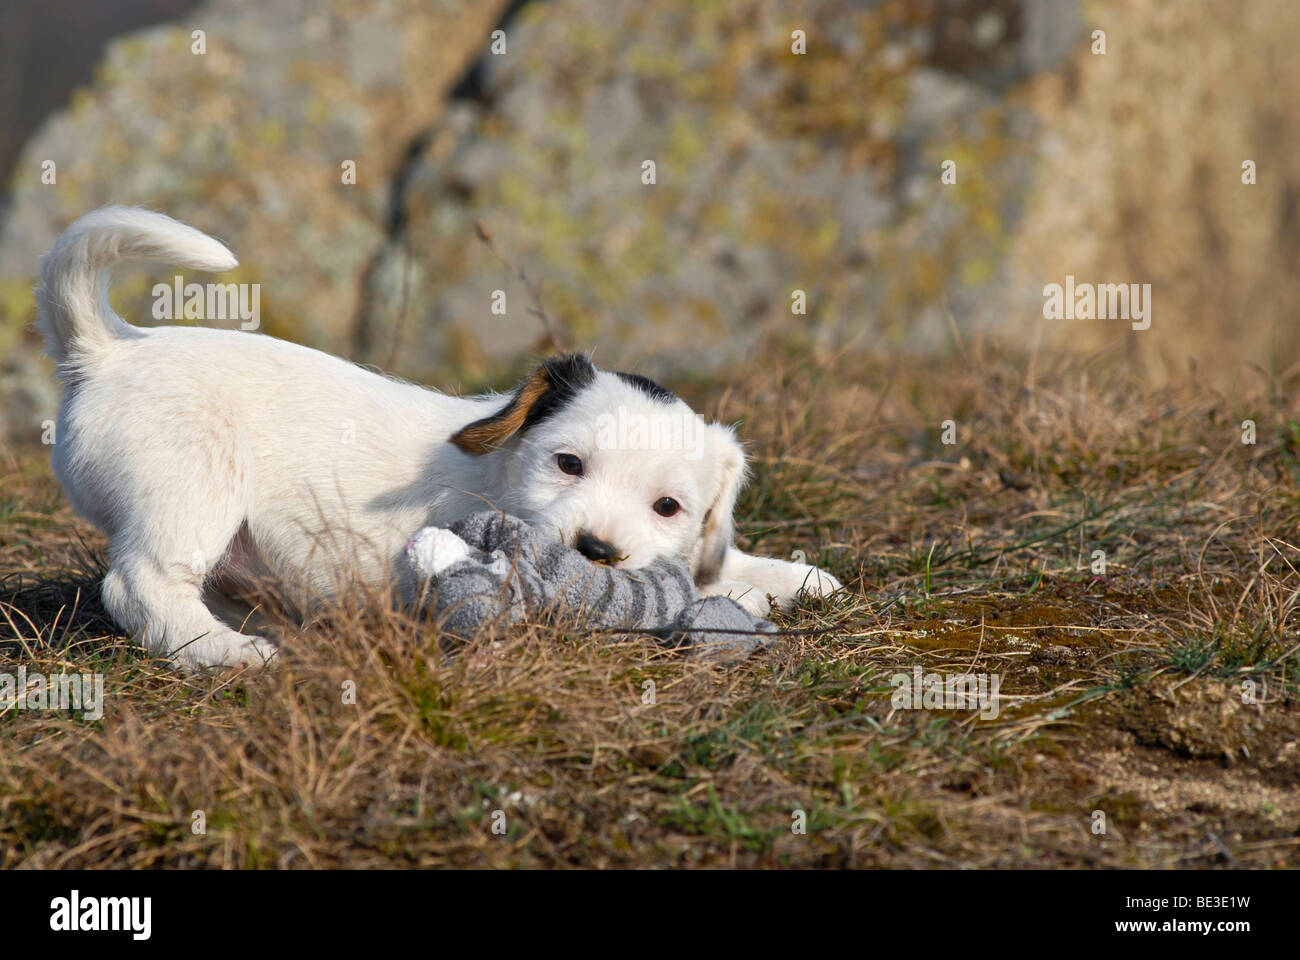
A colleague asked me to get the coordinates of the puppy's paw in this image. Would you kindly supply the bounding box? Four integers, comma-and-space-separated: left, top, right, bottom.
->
770, 563, 844, 611
175, 633, 278, 675
405, 527, 472, 578
699, 578, 772, 617
716, 550, 845, 612
798, 565, 843, 599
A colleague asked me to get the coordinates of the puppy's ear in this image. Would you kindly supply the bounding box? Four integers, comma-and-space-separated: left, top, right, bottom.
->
694, 423, 747, 584
450, 354, 596, 454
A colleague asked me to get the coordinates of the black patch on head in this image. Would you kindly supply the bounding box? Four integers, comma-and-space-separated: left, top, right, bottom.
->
522, 353, 598, 430
449, 353, 596, 454
616, 371, 676, 403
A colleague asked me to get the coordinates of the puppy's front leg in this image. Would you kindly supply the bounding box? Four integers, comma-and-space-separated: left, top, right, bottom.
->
698, 578, 772, 617
704, 548, 843, 613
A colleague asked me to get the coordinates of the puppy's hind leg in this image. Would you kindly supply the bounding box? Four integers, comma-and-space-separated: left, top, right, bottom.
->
103, 550, 277, 672
99, 488, 277, 672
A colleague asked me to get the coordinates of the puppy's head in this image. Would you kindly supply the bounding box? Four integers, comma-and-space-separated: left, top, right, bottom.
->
450, 354, 745, 582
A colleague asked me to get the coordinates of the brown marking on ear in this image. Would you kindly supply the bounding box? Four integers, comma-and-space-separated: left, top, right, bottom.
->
450, 367, 552, 454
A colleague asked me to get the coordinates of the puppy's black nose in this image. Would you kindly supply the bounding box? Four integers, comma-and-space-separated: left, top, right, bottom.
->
575, 531, 619, 564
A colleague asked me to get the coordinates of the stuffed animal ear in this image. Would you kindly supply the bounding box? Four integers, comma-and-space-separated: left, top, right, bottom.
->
450, 354, 596, 454
693, 423, 748, 584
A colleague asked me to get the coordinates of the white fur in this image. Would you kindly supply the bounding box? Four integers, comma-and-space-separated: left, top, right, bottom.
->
36, 207, 842, 671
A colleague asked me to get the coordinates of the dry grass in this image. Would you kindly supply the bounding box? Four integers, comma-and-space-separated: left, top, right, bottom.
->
2, 341, 1299, 868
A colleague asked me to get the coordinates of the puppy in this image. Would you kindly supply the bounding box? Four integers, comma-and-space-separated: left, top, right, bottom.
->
36, 207, 841, 671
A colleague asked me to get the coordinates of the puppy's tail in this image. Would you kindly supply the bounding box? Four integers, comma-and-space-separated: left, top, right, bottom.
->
36, 206, 238, 366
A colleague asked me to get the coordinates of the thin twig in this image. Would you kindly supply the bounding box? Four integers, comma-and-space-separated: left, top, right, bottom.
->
474, 218, 570, 350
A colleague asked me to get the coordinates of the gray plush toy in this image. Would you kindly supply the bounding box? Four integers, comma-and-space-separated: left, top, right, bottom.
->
402, 512, 777, 661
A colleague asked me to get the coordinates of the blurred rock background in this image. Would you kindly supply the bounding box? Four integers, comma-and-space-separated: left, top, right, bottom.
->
0, 0, 1296, 443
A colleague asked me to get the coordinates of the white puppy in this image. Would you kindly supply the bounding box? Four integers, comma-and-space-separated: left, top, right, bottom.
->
36, 207, 841, 671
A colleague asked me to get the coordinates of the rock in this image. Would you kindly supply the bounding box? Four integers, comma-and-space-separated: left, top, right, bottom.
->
0, 0, 509, 440
0, 0, 1086, 441
383, 0, 1080, 385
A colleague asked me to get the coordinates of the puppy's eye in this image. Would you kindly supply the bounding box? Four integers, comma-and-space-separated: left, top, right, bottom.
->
653, 497, 681, 517
556, 453, 584, 476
